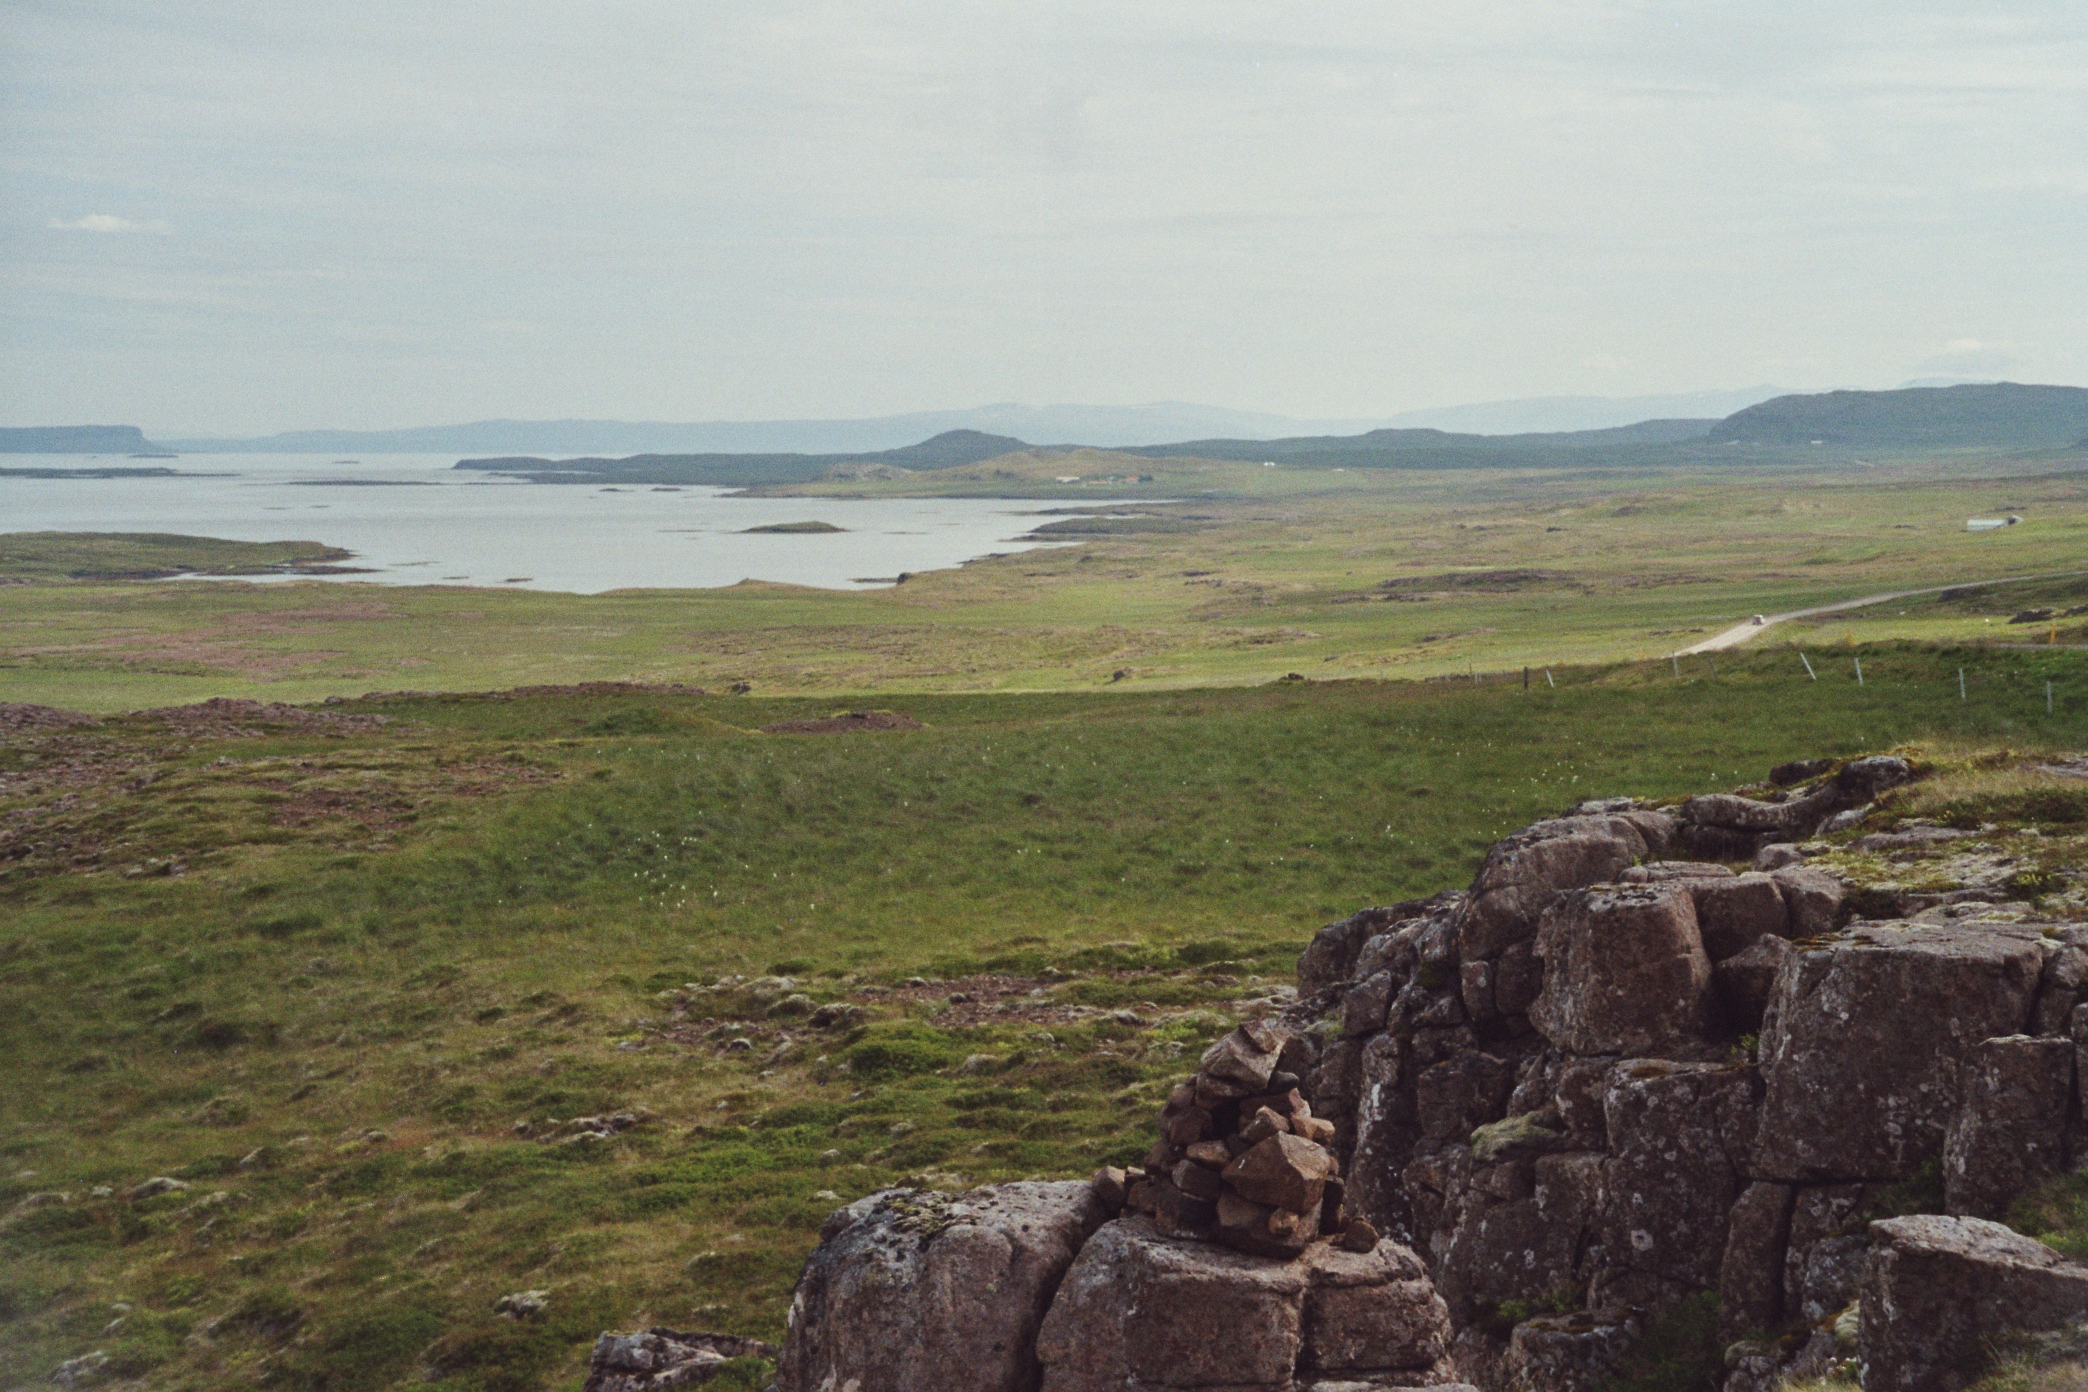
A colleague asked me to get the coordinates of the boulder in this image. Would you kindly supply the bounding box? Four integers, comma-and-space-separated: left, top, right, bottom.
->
1941, 1034, 2073, 1220
1036, 1217, 1449, 1392
776, 1182, 1107, 1392
1859, 1214, 2088, 1392
1202, 1021, 1289, 1094
1752, 922, 2044, 1182
584, 1329, 779, 1392
1688, 874, 1788, 960
1458, 817, 1651, 962
1530, 884, 1714, 1057
1620, 860, 1734, 884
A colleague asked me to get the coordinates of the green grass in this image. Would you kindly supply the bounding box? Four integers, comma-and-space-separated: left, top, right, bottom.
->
4, 649, 2088, 1389
0, 532, 354, 582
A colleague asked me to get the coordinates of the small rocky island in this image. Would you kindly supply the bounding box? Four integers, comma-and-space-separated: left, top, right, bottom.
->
741, 521, 846, 534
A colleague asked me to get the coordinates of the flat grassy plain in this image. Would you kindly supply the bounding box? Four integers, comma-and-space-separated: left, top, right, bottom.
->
5, 651, 2088, 1391
4, 462, 2087, 712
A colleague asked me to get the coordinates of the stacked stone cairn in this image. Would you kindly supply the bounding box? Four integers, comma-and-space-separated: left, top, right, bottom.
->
1117, 1018, 1381, 1259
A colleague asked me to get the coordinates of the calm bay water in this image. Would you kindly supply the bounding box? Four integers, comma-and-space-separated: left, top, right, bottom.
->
0, 453, 1103, 593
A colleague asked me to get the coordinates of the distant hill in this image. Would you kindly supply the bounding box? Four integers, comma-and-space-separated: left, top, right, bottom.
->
1709, 383, 2088, 449
1114, 417, 1718, 467
0, 425, 166, 454
456, 429, 1031, 487
1376, 387, 1789, 434
156, 391, 1790, 455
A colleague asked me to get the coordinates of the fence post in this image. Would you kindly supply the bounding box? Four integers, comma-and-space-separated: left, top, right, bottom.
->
1672, 654, 1681, 678
1959, 668, 1966, 702
1854, 657, 1864, 687
1545, 669, 1555, 688
1524, 666, 1530, 691
1800, 652, 1817, 681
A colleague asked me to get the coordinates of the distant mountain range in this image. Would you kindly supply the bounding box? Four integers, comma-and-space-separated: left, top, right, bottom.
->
11, 383, 2083, 472
147, 389, 1796, 455
0, 425, 166, 454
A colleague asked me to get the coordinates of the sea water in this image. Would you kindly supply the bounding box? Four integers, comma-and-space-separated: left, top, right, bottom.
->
0, 453, 1107, 593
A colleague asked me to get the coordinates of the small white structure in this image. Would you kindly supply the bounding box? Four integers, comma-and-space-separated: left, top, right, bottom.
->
1966, 515, 2023, 532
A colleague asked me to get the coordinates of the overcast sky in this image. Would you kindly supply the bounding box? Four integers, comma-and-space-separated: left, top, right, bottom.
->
3, 1, 2084, 434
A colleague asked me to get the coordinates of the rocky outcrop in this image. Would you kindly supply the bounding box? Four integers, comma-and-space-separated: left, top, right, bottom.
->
775, 1182, 1106, 1392
1859, 1215, 2088, 1392
773, 752, 2087, 1392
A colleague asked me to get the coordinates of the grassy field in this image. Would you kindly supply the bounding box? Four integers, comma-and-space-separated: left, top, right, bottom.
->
4, 466, 2087, 713
4, 646, 2088, 1391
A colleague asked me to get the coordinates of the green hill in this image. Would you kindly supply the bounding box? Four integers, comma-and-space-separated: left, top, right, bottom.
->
1708, 382, 2088, 449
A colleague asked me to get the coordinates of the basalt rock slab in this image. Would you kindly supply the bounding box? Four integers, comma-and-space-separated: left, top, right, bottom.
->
1752, 922, 2044, 1182
1530, 884, 1714, 1057
1859, 1214, 2088, 1392
1941, 1033, 2073, 1220
776, 1182, 1107, 1392
1593, 1060, 1761, 1306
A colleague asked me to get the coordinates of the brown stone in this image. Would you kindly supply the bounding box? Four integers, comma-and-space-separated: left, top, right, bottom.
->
1595, 1060, 1761, 1297
1530, 883, 1714, 1057
1173, 1159, 1225, 1202
1152, 1178, 1216, 1237
776, 1182, 1108, 1392
1293, 1115, 1336, 1145
1339, 1216, 1379, 1252
1689, 872, 1789, 960
1769, 865, 1845, 937
1161, 1106, 1212, 1147
1090, 1166, 1129, 1212
1184, 1140, 1231, 1168
1143, 1138, 1180, 1176
1499, 1312, 1641, 1392
1415, 1048, 1516, 1148
1239, 1106, 1291, 1145
1038, 1216, 1308, 1391
1859, 1214, 2088, 1392
1201, 1025, 1284, 1092
1942, 1034, 2073, 1220
1342, 969, 1396, 1037
1752, 921, 2044, 1182
1458, 816, 1652, 962
1223, 1132, 1336, 1213
1784, 1183, 1869, 1323
1125, 1176, 1156, 1214
1494, 939, 1544, 1014
1717, 1181, 1793, 1340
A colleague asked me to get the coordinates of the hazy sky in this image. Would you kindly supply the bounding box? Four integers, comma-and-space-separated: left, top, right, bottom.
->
3, 1, 2084, 433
